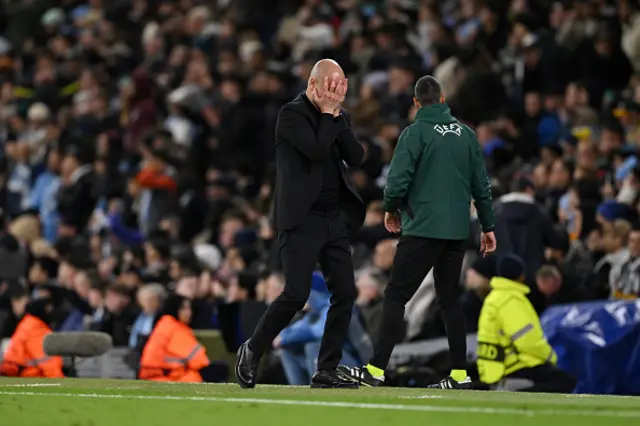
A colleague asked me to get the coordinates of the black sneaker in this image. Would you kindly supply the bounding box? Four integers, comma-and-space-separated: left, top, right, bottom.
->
336, 365, 384, 387
311, 369, 360, 389
235, 341, 260, 389
427, 376, 472, 389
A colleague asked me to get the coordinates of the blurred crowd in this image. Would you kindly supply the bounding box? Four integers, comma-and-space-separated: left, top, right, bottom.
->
0, 0, 640, 384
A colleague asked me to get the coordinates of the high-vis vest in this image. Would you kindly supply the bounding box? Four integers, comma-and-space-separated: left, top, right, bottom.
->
477, 277, 557, 384
139, 315, 209, 382
0, 314, 64, 378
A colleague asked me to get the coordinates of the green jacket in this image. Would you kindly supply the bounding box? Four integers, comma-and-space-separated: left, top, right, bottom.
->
383, 103, 495, 240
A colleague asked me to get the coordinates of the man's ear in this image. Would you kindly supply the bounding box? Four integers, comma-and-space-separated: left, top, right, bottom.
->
440, 93, 446, 103
413, 97, 421, 108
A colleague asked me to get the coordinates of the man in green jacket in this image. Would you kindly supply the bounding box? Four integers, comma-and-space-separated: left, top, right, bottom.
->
339, 76, 496, 389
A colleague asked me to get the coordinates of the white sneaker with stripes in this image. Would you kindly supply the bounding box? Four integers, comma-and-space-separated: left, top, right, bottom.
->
427, 376, 473, 389
337, 365, 385, 387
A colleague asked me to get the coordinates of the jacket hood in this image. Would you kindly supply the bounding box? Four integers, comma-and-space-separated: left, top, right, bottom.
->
499, 192, 535, 204
414, 103, 456, 124
607, 248, 630, 264
595, 248, 630, 271
496, 192, 539, 221
490, 276, 531, 294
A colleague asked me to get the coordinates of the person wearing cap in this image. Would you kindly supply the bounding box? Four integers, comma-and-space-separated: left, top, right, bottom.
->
477, 254, 576, 393
494, 175, 567, 301
596, 200, 630, 224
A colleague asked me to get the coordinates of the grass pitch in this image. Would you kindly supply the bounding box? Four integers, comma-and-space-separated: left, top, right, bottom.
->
1, 377, 638, 426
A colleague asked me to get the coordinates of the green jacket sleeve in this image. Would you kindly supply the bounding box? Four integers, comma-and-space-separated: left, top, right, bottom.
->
470, 134, 495, 232
383, 127, 420, 213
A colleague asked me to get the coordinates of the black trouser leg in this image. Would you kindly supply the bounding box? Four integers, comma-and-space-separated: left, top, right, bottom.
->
507, 364, 577, 393
316, 212, 357, 371
433, 240, 468, 371
249, 216, 325, 356
369, 237, 444, 370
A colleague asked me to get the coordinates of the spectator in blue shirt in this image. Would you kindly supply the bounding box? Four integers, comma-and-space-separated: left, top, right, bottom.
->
6, 142, 31, 219
129, 284, 167, 348
29, 148, 61, 242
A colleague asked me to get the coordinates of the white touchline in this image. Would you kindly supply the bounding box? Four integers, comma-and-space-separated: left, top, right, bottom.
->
0, 383, 61, 387
399, 395, 444, 399
1, 391, 639, 418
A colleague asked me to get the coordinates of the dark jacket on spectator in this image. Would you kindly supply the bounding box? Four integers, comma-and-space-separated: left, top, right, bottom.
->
590, 249, 629, 299
352, 223, 390, 250
57, 165, 97, 232
125, 70, 157, 154
357, 298, 383, 342
544, 266, 591, 309
494, 192, 568, 283
0, 233, 27, 281
90, 305, 138, 347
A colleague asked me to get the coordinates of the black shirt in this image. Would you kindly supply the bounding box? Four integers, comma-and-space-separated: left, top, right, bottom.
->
312, 149, 342, 212
302, 95, 342, 212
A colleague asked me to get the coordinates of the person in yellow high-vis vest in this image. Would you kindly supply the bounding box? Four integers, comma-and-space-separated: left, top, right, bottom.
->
477, 254, 576, 393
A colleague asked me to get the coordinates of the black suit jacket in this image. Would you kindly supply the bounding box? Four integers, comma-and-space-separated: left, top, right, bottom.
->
57, 166, 98, 231
273, 94, 365, 231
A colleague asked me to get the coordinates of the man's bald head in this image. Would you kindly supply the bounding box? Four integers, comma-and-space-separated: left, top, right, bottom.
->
305, 59, 347, 111
308, 59, 344, 86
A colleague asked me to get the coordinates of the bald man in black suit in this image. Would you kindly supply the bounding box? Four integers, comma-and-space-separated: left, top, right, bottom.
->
236, 59, 365, 389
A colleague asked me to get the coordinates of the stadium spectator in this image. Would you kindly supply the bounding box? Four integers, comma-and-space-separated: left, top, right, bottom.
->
0, 298, 64, 378
587, 220, 631, 299
129, 283, 167, 348
371, 238, 397, 279
355, 269, 384, 342
139, 294, 227, 382
57, 143, 97, 236
494, 176, 568, 288
535, 264, 590, 309
0, 285, 29, 339
89, 284, 136, 346
610, 224, 640, 299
